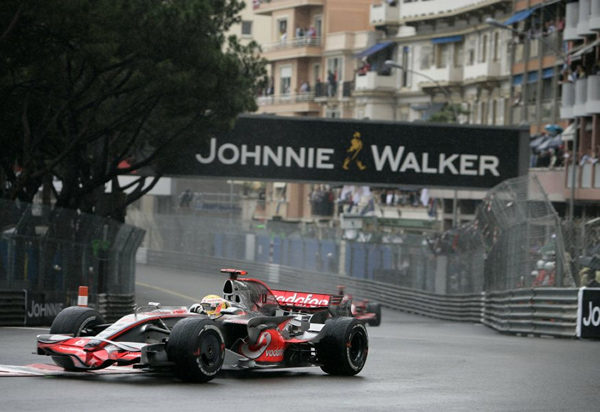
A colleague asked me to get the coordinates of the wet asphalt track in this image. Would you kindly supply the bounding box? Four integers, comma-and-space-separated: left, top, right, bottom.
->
1, 264, 599, 412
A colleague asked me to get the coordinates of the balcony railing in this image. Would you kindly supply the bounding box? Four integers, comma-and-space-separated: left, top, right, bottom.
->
257, 92, 318, 106
262, 36, 321, 52
567, 163, 600, 190
573, 77, 588, 117
591, 0, 600, 31
253, 0, 325, 15
560, 82, 575, 119
585, 75, 600, 115
577, 0, 594, 37
354, 71, 395, 92
564, 2, 579, 41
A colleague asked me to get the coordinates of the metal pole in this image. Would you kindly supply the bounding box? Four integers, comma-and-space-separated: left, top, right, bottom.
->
569, 117, 578, 223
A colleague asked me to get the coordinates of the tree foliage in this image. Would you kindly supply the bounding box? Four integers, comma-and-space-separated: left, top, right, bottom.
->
0, 0, 266, 220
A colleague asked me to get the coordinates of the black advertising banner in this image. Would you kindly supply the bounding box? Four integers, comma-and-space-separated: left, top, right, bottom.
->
577, 288, 600, 338
164, 115, 529, 189
25, 291, 65, 326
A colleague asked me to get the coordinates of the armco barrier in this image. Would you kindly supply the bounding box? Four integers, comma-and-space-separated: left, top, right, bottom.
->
146, 249, 578, 337
482, 288, 578, 338
0, 290, 26, 326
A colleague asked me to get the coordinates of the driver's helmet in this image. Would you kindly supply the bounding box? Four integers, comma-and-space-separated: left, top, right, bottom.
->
200, 294, 229, 316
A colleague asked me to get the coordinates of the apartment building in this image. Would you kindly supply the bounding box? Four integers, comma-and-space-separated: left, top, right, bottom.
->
557, 0, 600, 215
251, 0, 375, 221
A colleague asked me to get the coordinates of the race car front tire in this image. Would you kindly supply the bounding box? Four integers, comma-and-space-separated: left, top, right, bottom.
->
366, 303, 382, 326
317, 317, 368, 376
49, 306, 105, 370
167, 317, 225, 382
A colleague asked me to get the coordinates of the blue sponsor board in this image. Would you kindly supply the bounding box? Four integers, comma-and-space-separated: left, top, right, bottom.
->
577, 288, 600, 338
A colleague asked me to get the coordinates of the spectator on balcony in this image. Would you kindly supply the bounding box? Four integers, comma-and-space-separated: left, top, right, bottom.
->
299, 80, 310, 94
327, 70, 337, 97
280, 30, 287, 46
357, 59, 371, 76
575, 65, 586, 79
306, 26, 316, 45
295, 26, 304, 42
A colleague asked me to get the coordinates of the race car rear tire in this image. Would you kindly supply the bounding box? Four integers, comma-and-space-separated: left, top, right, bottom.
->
366, 303, 382, 326
167, 317, 225, 382
49, 306, 105, 371
317, 317, 368, 376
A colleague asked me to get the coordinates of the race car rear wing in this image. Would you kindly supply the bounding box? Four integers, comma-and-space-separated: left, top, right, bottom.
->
270, 289, 343, 312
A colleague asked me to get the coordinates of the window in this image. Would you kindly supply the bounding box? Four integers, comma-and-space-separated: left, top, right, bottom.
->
492, 32, 499, 62
326, 108, 340, 118
280, 65, 292, 96
435, 43, 448, 68
467, 49, 475, 65
420, 44, 432, 70
480, 34, 488, 63
241, 21, 252, 36
327, 57, 342, 82
278, 19, 287, 35
454, 43, 463, 68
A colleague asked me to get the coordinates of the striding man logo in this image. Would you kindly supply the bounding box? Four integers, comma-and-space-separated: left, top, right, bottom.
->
343, 131, 367, 171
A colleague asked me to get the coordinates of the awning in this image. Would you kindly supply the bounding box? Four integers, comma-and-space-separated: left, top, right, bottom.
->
542, 67, 555, 79
512, 74, 523, 86
503, 6, 540, 25
527, 71, 538, 84
572, 38, 600, 58
562, 122, 576, 142
355, 41, 394, 58
431, 35, 463, 44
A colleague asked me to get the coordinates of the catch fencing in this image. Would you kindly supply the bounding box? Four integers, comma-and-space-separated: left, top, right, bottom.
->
0, 199, 144, 324
145, 249, 579, 337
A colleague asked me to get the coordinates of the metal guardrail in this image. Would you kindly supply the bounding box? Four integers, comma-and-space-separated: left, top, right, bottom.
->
0, 290, 26, 326
482, 288, 578, 338
146, 249, 578, 337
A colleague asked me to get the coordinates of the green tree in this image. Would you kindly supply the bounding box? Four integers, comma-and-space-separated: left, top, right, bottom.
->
429, 103, 470, 123
0, 0, 266, 221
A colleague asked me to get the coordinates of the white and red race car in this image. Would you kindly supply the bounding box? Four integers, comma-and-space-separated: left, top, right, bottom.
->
36, 269, 368, 382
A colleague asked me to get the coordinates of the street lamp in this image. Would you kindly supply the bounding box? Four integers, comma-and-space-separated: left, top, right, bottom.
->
384, 60, 460, 123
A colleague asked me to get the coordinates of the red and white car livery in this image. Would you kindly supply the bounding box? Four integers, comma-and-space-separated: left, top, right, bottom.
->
36, 269, 369, 382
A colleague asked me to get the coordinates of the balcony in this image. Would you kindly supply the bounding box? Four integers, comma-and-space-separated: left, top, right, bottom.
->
560, 82, 575, 119
564, 2, 579, 41
262, 37, 322, 61
354, 71, 396, 93
463, 60, 502, 84
577, 0, 594, 37
566, 163, 600, 199
585, 75, 600, 115
591, 0, 600, 31
418, 65, 463, 86
370, 2, 400, 27
573, 78, 588, 117
256, 92, 321, 114
253, 0, 324, 16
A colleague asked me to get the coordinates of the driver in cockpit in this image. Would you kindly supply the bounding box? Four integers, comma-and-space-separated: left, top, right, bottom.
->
189, 294, 245, 317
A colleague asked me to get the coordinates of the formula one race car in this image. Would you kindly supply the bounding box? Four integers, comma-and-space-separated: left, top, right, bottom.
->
333, 286, 382, 327
36, 269, 368, 382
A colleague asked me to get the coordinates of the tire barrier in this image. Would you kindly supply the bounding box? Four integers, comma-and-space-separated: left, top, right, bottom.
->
0, 290, 26, 326
146, 249, 579, 338
97, 293, 136, 323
